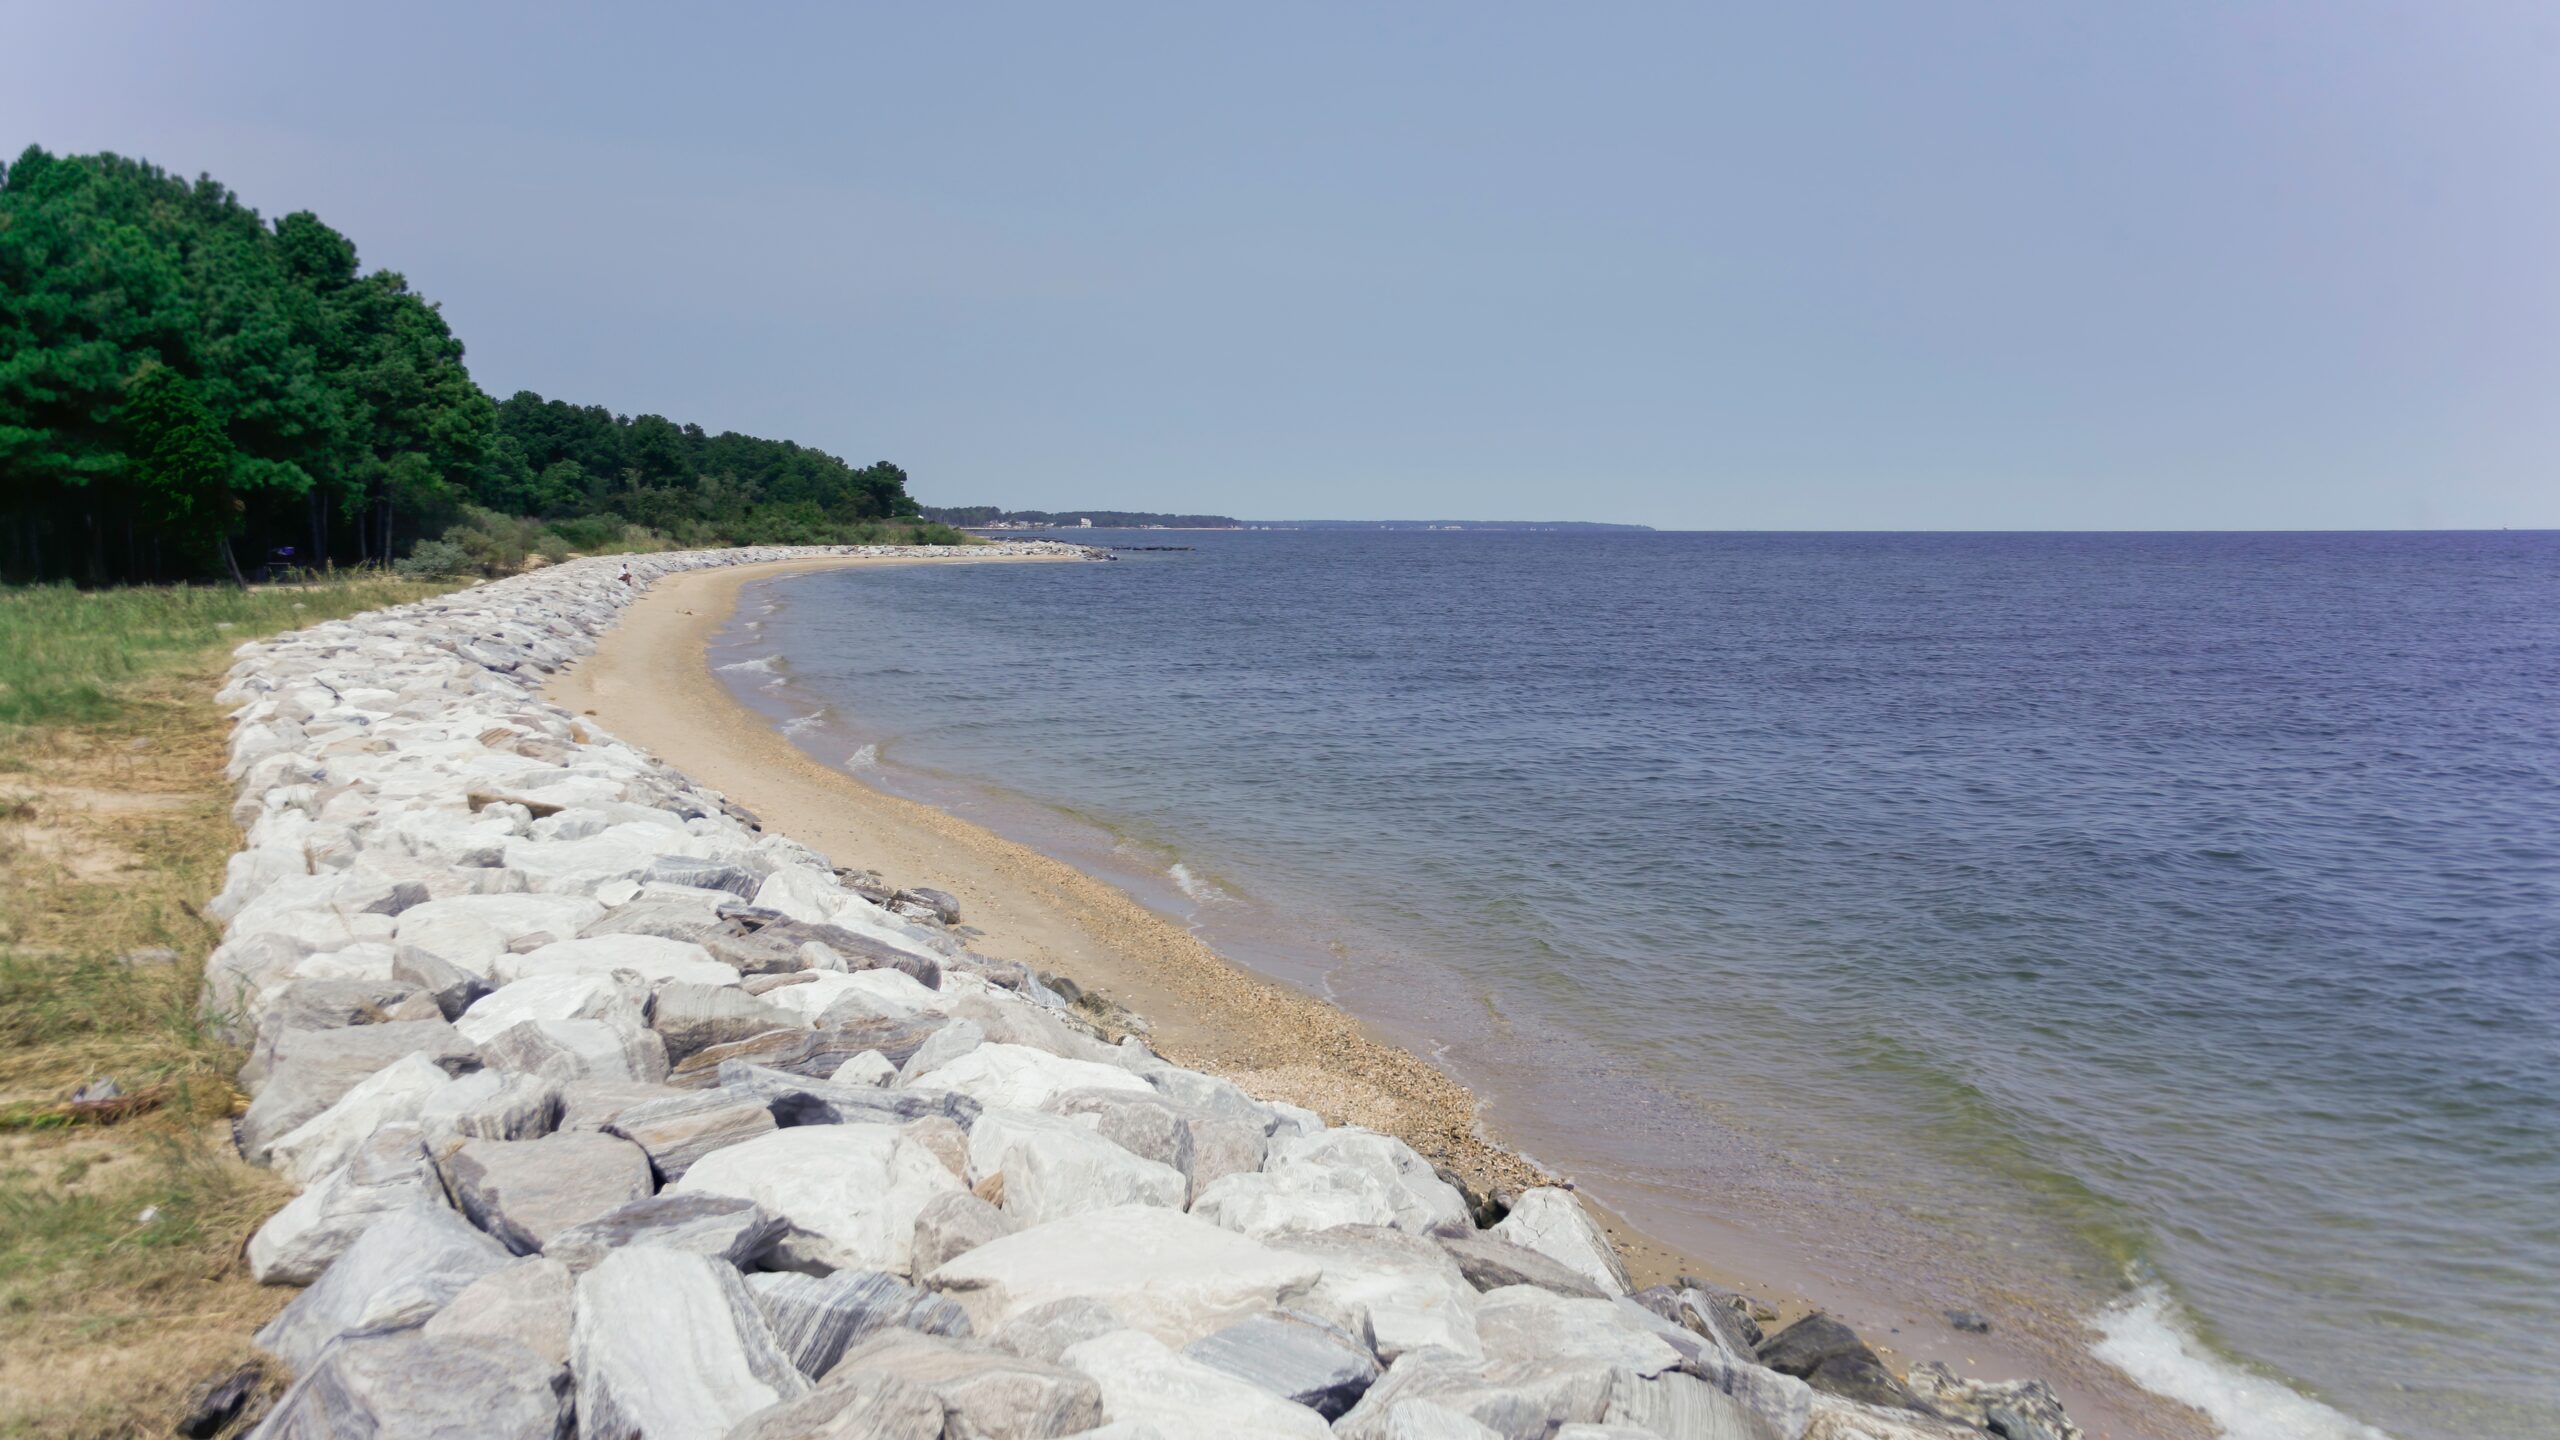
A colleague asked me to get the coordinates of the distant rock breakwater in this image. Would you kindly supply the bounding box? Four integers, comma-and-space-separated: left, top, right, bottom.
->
201, 543, 2080, 1440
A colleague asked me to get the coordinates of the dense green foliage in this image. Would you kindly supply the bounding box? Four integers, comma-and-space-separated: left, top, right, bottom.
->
1, 146, 943, 585
492, 390, 922, 543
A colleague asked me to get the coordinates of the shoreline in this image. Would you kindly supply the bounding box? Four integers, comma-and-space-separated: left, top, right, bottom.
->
551, 551, 2207, 1440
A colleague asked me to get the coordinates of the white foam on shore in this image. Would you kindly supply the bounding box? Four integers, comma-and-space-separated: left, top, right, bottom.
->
844, 743, 878, 770
1168, 862, 1229, 906
718, 653, 783, 674
779, 709, 826, 737
2093, 1283, 2395, 1440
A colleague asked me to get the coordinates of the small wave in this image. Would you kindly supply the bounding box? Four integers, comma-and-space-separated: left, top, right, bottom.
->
844, 743, 879, 770
2093, 1282, 2394, 1440
780, 710, 826, 737
1168, 862, 1230, 906
718, 653, 783, 674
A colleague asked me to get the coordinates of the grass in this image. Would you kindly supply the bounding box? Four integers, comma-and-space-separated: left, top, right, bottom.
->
0, 573, 458, 1438
0, 577, 440, 726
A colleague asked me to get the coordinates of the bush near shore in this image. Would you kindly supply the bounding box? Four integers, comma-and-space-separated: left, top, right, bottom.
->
0, 573, 458, 1437
392, 507, 971, 581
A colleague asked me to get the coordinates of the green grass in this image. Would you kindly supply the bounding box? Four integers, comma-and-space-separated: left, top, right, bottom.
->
0, 576, 446, 726
0, 573, 458, 1437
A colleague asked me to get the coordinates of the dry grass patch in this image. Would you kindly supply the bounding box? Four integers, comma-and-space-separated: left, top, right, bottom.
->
0, 577, 452, 1438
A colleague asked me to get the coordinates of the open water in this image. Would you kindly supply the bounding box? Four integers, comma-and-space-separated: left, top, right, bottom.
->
722, 531, 2559, 1440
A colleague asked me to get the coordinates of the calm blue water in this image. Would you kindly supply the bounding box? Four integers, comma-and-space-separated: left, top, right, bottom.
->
732, 532, 2559, 1440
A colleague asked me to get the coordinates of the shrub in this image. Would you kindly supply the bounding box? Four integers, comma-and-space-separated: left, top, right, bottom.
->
393, 539, 473, 580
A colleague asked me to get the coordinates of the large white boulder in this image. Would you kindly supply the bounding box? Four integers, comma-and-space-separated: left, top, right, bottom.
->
491, 934, 739, 990
910, 1042, 1154, 1112
673, 1124, 964, 1276
1062, 1330, 1333, 1439
925, 1205, 1322, 1347
254, 1203, 514, 1372
1489, 1188, 1633, 1298
762, 968, 943, 1024
398, 893, 603, 954
966, 1109, 1187, 1227
476, 1016, 670, 1085
1274, 1226, 1485, 1364
422, 1255, 575, 1365
571, 1246, 809, 1439
246, 1124, 443, 1285
265, 1051, 454, 1185
454, 968, 649, 1045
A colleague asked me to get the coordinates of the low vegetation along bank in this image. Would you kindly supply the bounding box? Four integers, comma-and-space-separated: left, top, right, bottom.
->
0, 574, 457, 1438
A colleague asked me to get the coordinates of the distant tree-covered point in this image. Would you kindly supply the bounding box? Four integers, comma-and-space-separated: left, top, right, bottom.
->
924, 506, 1243, 530
0, 145, 952, 586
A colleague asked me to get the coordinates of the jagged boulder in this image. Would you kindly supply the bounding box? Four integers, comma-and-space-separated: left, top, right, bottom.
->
1182, 1310, 1381, 1419
1488, 1188, 1632, 1297
672, 1123, 964, 1275
255, 1205, 514, 1372
542, 1193, 782, 1272
748, 1270, 972, 1379
249, 1332, 572, 1440
602, 1088, 777, 1182
444, 1132, 655, 1255
926, 1205, 1323, 1347
569, 1246, 809, 1438
421, 1257, 574, 1365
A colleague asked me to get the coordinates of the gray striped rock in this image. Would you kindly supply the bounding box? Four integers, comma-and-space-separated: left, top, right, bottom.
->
1059, 1329, 1330, 1439
248, 1332, 571, 1440
723, 1374, 947, 1440
244, 981, 440, 1086
475, 1017, 670, 1086
418, 1070, 563, 1153
988, 1297, 1124, 1366
1606, 1367, 1802, 1440
893, 1018, 984, 1084
255, 1204, 514, 1372
668, 1015, 942, 1087
1182, 1310, 1381, 1419
602, 1088, 777, 1182
822, 1330, 1103, 1438
445, 1132, 654, 1255
238, 1020, 481, 1164
648, 981, 796, 1063
910, 1189, 1015, 1274
392, 945, 493, 1019
714, 1061, 981, 1128
1439, 1233, 1608, 1301
746, 1270, 971, 1379
421, 1257, 574, 1365
542, 1193, 782, 1273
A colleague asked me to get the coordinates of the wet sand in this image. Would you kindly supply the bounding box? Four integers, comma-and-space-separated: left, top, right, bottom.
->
548, 552, 2204, 1440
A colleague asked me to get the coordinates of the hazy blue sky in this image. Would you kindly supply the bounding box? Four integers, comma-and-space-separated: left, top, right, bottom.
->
8, 4, 2556, 528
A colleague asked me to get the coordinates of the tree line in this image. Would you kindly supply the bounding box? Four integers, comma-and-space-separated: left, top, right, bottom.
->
0, 146, 941, 586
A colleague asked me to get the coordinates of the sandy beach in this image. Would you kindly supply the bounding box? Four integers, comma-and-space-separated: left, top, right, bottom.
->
550, 551, 2204, 1440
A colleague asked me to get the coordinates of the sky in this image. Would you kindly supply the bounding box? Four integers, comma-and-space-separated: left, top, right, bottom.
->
6, 3, 2557, 530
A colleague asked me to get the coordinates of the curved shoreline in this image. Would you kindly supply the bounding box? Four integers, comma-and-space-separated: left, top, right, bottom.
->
550, 551, 2207, 1440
